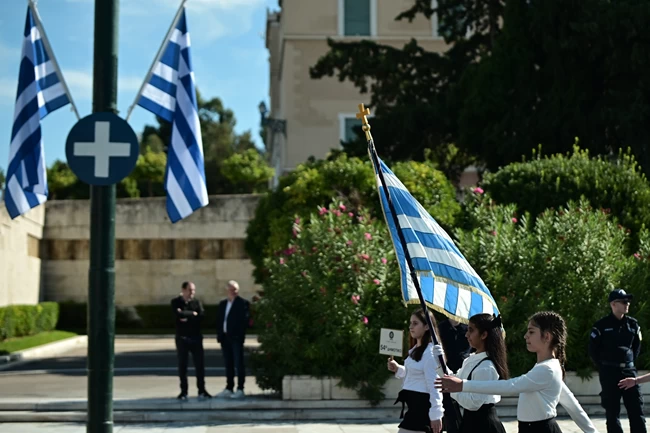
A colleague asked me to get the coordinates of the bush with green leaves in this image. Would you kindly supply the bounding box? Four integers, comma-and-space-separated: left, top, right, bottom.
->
245, 152, 460, 283
481, 145, 650, 240
455, 194, 629, 377
0, 302, 59, 341
251, 203, 407, 403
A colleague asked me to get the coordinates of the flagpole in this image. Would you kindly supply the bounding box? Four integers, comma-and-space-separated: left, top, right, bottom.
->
125, 0, 188, 121
357, 104, 450, 374
28, 0, 81, 120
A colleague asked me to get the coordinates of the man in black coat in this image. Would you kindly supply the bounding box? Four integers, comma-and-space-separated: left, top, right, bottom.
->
171, 281, 211, 400
215, 280, 250, 399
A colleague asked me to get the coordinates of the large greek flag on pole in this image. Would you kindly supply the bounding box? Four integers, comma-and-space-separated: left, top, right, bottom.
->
5, 5, 76, 219
129, 5, 208, 223
369, 151, 499, 323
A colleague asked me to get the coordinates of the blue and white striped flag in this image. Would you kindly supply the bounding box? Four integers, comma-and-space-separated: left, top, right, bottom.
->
369, 149, 499, 323
4, 6, 74, 219
132, 7, 208, 223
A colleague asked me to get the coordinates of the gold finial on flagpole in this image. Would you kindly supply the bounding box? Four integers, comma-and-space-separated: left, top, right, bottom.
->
356, 103, 372, 142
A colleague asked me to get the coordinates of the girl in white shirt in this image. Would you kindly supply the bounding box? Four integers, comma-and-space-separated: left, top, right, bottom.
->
436, 313, 509, 433
387, 308, 445, 433
436, 311, 600, 433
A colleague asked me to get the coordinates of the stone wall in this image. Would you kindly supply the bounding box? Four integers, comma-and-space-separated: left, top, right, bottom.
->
41, 195, 262, 306
0, 204, 44, 307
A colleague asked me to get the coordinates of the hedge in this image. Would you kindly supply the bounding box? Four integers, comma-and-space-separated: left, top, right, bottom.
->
481, 145, 650, 241
0, 302, 59, 341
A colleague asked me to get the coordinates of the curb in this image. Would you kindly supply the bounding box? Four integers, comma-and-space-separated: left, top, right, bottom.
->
0, 336, 87, 371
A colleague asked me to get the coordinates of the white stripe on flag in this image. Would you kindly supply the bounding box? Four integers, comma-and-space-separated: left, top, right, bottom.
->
153, 62, 178, 83
7, 175, 30, 213
455, 288, 472, 318
166, 169, 193, 219
141, 83, 176, 111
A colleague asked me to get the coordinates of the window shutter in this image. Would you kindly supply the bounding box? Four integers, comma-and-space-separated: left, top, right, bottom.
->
344, 0, 371, 36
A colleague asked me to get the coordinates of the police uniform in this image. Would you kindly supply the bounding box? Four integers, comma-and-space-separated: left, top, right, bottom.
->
589, 289, 646, 433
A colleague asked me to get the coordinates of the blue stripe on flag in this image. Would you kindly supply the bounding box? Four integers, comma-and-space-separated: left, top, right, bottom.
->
136, 8, 208, 223
138, 95, 174, 123
4, 6, 69, 219
149, 74, 177, 97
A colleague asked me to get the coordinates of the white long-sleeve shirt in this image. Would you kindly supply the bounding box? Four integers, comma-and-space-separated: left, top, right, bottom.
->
462, 358, 599, 433
450, 352, 501, 411
395, 343, 444, 421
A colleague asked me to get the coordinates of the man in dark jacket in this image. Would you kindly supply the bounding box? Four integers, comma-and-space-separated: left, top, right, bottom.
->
171, 281, 211, 401
215, 280, 250, 399
589, 289, 645, 433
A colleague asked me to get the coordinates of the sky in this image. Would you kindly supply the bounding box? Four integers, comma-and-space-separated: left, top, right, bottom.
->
0, 0, 278, 173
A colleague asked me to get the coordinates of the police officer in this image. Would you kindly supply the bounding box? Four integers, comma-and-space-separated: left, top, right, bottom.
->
589, 288, 646, 433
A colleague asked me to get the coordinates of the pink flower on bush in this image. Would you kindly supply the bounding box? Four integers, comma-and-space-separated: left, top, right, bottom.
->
373, 278, 381, 285
635, 253, 641, 260
491, 230, 497, 236
359, 253, 370, 261
364, 232, 372, 241
362, 316, 369, 325
292, 229, 298, 238
319, 207, 328, 215
381, 257, 387, 265
346, 240, 353, 246
301, 271, 308, 278
320, 287, 327, 295
348, 212, 354, 217
279, 258, 285, 265
339, 204, 346, 211
351, 294, 360, 304
511, 217, 518, 223
295, 217, 301, 224
473, 187, 484, 194
312, 246, 318, 252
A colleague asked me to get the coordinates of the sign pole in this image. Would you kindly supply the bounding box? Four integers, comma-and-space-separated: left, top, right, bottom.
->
88, 0, 119, 432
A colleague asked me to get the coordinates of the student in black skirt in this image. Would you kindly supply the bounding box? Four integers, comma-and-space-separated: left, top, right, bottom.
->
388, 308, 445, 433
436, 311, 600, 433
434, 313, 509, 433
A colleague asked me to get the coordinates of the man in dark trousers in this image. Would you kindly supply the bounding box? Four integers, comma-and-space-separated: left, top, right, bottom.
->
171, 281, 211, 401
589, 289, 646, 433
216, 280, 250, 399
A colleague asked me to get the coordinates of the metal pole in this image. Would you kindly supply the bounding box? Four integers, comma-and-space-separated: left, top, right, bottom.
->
87, 0, 119, 432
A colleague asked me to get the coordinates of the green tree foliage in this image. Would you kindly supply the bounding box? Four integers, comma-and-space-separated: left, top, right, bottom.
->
221, 149, 274, 193
46, 160, 139, 200
480, 146, 650, 241
310, 0, 650, 174
252, 203, 405, 402
456, 195, 630, 377
130, 147, 167, 197
245, 153, 460, 283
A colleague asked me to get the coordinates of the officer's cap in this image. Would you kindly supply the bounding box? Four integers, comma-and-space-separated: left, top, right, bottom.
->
608, 289, 634, 302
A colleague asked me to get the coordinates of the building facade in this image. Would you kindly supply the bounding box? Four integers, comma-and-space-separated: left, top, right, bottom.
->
264, 0, 460, 187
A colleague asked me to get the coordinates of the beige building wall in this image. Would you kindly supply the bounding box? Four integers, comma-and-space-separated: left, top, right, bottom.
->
0, 204, 44, 307
266, 0, 449, 183
41, 195, 262, 307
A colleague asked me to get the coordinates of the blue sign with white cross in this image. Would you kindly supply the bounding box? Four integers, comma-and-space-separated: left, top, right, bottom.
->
65, 112, 139, 186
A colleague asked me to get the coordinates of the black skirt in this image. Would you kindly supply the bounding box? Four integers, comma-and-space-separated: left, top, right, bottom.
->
394, 389, 432, 433
518, 418, 563, 433
460, 404, 505, 433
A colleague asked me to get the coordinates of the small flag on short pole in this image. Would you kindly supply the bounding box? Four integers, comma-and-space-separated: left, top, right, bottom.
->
127, 1, 208, 223
4, 2, 79, 219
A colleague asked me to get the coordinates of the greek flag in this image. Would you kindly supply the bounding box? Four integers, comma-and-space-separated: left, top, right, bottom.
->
131, 7, 208, 223
369, 148, 499, 323
4, 5, 76, 219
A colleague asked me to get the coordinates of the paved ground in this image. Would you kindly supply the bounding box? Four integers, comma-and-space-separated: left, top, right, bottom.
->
0, 336, 264, 400
0, 418, 624, 433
